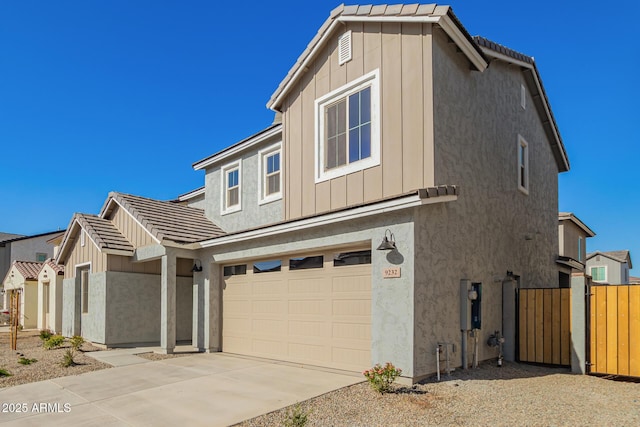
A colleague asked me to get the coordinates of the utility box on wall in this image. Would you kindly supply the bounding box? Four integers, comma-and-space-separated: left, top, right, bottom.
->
460, 280, 482, 330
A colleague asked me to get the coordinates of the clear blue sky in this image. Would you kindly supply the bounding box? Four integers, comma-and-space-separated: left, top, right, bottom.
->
1, 1, 638, 272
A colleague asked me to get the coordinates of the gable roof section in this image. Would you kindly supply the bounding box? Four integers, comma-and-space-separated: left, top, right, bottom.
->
267, 3, 487, 111
474, 36, 569, 172
0, 232, 25, 244
42, 259, 64, 275
101, 192, 225, 245
558, 212, 595, 237
587, 250, 633, 269
12, 260, 43, 281
56, 213, 135, 263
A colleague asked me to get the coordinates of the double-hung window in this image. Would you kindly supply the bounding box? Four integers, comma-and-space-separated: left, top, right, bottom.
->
315, 69, 380, 182
259, 143, 282, 204
221, 162, 241, 214
591, 266, 606, 282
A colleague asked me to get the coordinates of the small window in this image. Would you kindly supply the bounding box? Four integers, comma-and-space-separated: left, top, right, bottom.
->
221, 162, 241, 214
223, 264, 247, 277
577, 237, 583, 262
253, 260, 282, 273
289, 256, 324, 271
521, 84, 526, 109
517, 135, 529, 194
36, 253, 47, 262
591, 266, 606, 282
81, 268, 90, 314
259, 144, 282, 204
333, 250, 372, 267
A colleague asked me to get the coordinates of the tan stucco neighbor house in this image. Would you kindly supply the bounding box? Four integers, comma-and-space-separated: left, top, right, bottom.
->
57, 4, 570, 382
2, 261, 42, 329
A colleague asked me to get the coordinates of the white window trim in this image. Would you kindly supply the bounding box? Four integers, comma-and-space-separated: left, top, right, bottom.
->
221, 161, 242, 215
76, 262, 91, 314
517, 135, 529, 195
314, 68, 380, 183
258, 142, 282, 205
590, 265, 607, 283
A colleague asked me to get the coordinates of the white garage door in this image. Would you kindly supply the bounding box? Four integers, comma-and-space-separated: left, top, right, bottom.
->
222, 249, 371, 372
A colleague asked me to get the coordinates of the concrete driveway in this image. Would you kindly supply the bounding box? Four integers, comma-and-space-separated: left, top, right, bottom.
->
0, 353, 361, 426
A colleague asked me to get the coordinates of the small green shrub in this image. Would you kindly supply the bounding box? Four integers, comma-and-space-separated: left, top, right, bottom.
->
43, 334, 65, 350
39, 329, 53, 341
18, 357, 37, 365
0, 368, 12, 377
61, 349, 76, 367
283, 403, 309, 427
363, 362, 403, 394
69, 335, 85, 351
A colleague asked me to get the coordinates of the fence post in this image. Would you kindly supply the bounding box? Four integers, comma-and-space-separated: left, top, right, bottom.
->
502, 278, 517, 362
570, 275, 587, 374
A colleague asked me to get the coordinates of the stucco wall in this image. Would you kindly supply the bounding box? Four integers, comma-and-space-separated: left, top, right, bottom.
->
10, 235, 56, 264
559, 220, 587, 263
62, 277, 80, 337
81, 272, 107, 343
414, 31, 561, 376
103, 272, 192, 346
203, 139, 282, 233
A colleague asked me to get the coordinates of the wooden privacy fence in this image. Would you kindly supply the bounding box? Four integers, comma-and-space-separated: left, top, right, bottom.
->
590, 285, 640, 377
518, 288, 571, 366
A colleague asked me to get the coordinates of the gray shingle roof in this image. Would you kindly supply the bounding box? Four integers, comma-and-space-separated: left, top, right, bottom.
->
587, 250, 633, 269
106, 192, 225, 244
0, 232, 25, 243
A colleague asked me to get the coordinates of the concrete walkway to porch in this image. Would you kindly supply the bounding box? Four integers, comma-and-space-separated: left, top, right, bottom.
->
0, 352, 362, 426
83, 344, 198, 367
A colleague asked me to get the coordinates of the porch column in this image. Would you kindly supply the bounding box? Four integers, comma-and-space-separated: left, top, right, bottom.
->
192, 260, 207, 351
204, 263, 221, 352
160, 251, 177, 354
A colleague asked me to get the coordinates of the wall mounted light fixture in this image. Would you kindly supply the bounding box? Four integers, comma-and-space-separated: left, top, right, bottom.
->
376, 229, 397, 251
191, 260, 203, 272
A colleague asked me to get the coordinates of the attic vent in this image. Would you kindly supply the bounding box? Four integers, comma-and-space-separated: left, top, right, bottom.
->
520, 84, 526, 109
338, 31, 352, 65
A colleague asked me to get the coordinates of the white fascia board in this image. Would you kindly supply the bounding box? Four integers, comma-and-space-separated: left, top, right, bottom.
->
102, 249, 135, 257
268, 20, 341, 111
200, 193, 457, 248
437, 15, 487, 72
193, 125, 282, 171
178, 187, 205, 201
162, 240, 200, 251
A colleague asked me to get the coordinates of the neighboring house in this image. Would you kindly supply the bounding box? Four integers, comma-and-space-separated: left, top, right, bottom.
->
630, 276, 640, 284
557, 212, 595, 287
0, 230, 65, 309
2, 261, 42, 329
37, 259, 64, 333
56, 4, 569, 382
586, 250, 633, 284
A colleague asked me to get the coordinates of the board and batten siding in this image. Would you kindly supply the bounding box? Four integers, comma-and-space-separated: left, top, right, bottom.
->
63, 233, 106, 279
109, 205, 156, 248
281, 22, 436, 221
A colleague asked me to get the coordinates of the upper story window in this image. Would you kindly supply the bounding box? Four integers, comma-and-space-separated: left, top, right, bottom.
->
259, 143, 282, 204
517, 135, 529, 195
591, 266, 606, 282
221, 161, 241, 214
577, 237, 583, 262
36, 253, 47, 262
315, 69, 380, 182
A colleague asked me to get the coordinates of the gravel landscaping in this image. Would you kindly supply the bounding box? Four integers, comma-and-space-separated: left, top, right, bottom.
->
236, 361, 640, 426
0, 330, 111, 388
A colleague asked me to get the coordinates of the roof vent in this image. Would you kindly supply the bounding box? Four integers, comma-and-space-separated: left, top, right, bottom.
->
338, 31, 352, 65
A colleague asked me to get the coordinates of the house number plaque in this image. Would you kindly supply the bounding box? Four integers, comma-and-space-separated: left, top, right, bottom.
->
383, 267, 401, 278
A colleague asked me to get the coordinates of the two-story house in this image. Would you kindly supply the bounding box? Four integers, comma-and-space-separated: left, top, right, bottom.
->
55, 3, 569, 383
557, 212, 596, 287
586, 250, 633, 284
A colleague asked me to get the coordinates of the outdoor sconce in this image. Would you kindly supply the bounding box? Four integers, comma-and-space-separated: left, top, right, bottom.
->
376, 229, 397, 251
191, 260, 203, 272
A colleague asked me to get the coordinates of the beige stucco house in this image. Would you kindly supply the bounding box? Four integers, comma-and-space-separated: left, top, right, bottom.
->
2, 261, 42, 329
57, 3, 570, 382
37, 260, 64, 333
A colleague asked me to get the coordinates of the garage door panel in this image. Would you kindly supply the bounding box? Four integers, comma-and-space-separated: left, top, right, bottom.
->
289, 320, 328, 338
333, 300, 370, 316
289, 299, 330, 315
223, 250, 371, 372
